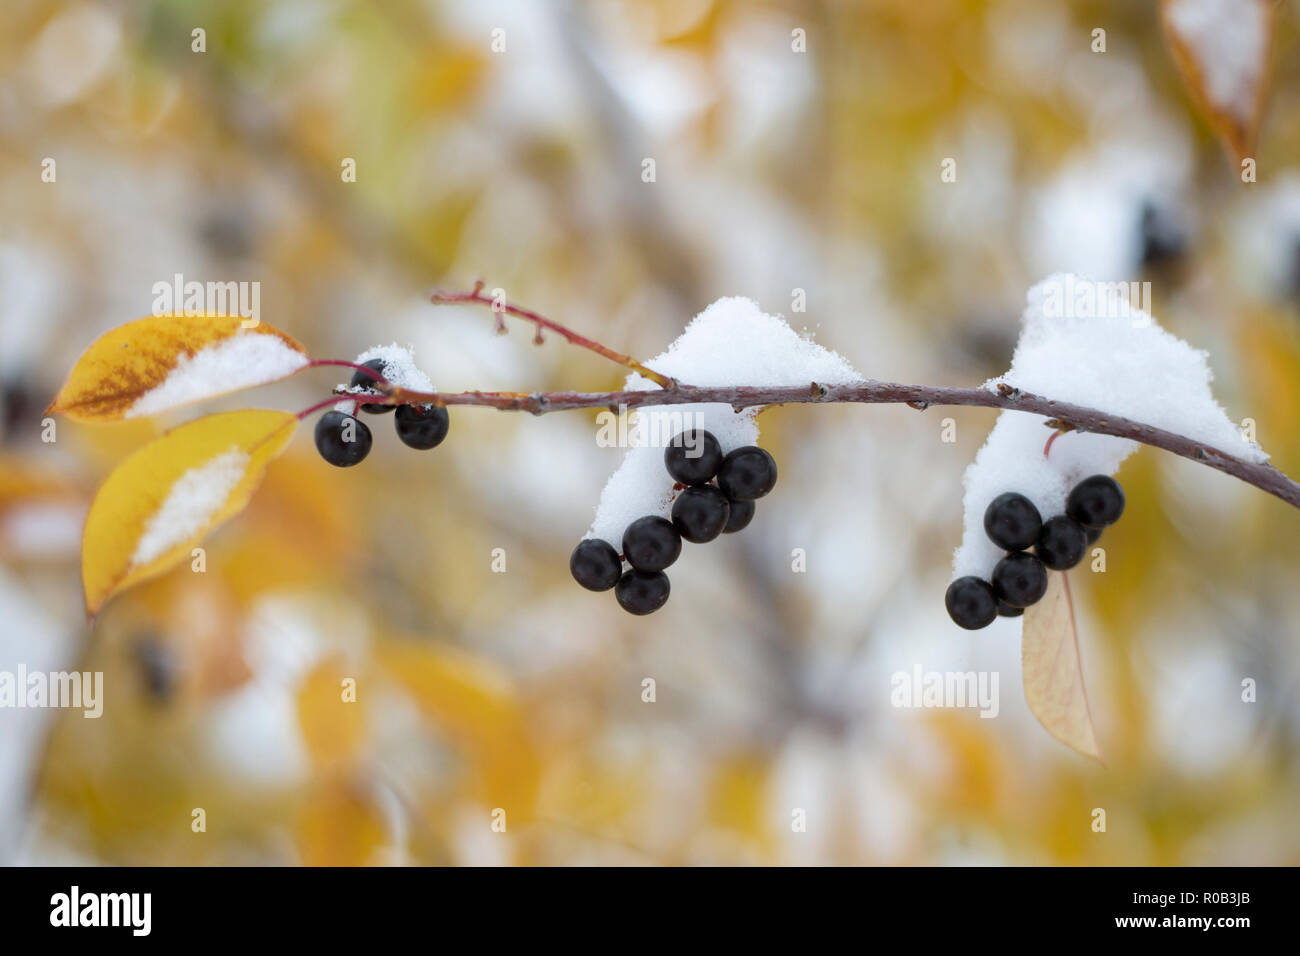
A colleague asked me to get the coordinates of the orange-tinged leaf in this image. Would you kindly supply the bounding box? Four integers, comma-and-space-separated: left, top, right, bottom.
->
48, 314, 310, 422
1161, 0, 1274, 163
1022, 572, 1102, 762
82, 409, 298, 617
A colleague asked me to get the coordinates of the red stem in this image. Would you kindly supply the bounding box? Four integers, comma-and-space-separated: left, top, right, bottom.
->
431, 283, 678, 389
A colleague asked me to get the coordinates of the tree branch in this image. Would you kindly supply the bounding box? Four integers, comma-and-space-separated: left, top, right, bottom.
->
377, 379, 1299, 512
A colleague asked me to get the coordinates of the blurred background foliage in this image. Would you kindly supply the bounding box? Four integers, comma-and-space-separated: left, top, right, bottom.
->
2, 0, 1300, 865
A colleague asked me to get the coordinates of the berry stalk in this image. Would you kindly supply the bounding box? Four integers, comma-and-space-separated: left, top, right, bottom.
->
431, 282, 679, 390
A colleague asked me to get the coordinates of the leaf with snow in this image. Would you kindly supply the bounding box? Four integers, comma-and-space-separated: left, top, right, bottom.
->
82, 409, 298, 616
585, 297, 861, 545
48, 314, 310, 422
1022, 572, 1101, 762
1161, 0, 1274, 162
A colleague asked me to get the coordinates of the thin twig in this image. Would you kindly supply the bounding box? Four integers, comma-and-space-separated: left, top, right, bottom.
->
364, 379, 1298, 512
431, 283, 678, 389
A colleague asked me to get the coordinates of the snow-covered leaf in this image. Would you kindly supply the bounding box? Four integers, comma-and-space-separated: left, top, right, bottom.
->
48, 314, 310, 422
1161, 0, 1274, 162
1022, 572, 1101, 762
82, 409, 298, 616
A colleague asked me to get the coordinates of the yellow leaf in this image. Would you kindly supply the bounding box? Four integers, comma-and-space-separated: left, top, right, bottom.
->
1022, 571, 1102, 762
377, 640, 540, 814
82, 409, 298, 617
296, 779, 389, 867
48, 314, 310, 422
296, 656, 367, 772
1161, 0, 1274, 163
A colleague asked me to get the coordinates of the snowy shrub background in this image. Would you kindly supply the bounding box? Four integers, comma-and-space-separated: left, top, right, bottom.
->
2, 0, 1300, 867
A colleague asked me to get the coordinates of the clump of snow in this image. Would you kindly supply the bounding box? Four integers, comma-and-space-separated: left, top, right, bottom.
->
348, 343, 436, 393
585, 297, 861, 546
952, 274, 1266, 579
337, 343, 436, 413
1166, 0, 1268, 124
130, 448, 249, 568
127, 332, 310, 419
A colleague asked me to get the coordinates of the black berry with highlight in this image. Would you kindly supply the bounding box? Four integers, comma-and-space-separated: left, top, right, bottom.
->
570, 539, 622, 592
664, 430, 723, 486
992, 551, 1048, 608
1036, 515, 1088, 571
622, 516, 682, 572
315, 410, 372, 467
984, 492, 1042, 551
615, 569, 670, 615
945, 576, 997, 630
717, 446, 777, 501
671, 486, 731, 543
722, 498, 755, 534
1066, 475, 1125, 528
395, 403, 450, 450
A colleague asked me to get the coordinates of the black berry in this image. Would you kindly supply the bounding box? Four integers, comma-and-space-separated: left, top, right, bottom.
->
983, 492, 1042, 551
722, 497, 755, 534
997, 600, 1023, 618
395, 403, 450, 449
569, 539, 622, 591
945, 576, 997, 630
622, 516, 681, 572
1084, 526, 1102, 546
671, 485, 731, 543
992, 551, 1048, 608
1035, 515, 1088, 571
1066, 475, 1125, 529
664, 429, 723, 486
615, 569, 670, 615
717, 446, 777, 501
351, 358, 393, 414
314, 410, 372, 467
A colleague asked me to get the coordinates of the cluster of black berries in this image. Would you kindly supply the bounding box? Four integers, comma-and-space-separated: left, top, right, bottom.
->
569, 430, 777, 615
945, 475, 1125, 630
315, 359, 450, 467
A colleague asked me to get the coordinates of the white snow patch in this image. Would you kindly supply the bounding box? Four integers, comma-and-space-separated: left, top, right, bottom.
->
952, 274, 1265, 579
585, 297, 861, 546
336, 343, 437, 414
1024, 137, 1192, 281
1229, 173, 1300, 298
1166, 0, 1268, 123
130, 448, 249, 568
126, 332, 309, 419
